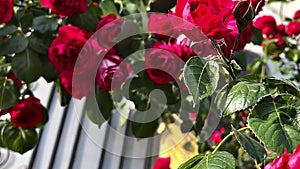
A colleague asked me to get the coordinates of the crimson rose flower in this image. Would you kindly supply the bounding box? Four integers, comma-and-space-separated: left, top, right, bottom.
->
189, 0, 234, 39
211, 128, 225, 144
264, 144, 300, 169
96, 14, 124, 50
254, 15, 277, 37
294, 10, 300, 20
96, 54, 132, 92
285, 21, 300, 36
145, 42, 195, 85
49, 26, 92, 98
153, 157, 171, 169
40, 0, 88, 17
9, 96, 44, 128
0, 0, 14, 25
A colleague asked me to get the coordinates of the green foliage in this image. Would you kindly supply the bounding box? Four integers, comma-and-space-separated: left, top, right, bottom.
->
248, 94, 300, 154
183, 57, 219, 104
0, 35, 29, 56
0, 120, 38, 154
233, 127, 267, 163
0, 77, 20, 110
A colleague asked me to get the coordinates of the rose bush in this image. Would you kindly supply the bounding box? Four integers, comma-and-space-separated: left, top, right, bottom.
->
40, 0, 88, 17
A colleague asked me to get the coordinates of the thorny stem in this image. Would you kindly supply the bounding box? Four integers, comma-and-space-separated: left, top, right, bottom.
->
230, 31, 242, 60
211, 39, 237, 80
212, 127, 250, 154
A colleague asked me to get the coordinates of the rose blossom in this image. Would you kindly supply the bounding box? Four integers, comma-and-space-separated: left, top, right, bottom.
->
285, 21, 300, 36
40, 0, 88, 17
8, 96, 44, 128
96, 54, 132, 92
254, 15, 277, 37
211, 128, 225, 144
145, 41, 195, 85
0, 0, 14, 25
264, 144, 300, 169
153, 157, 171, 169
96, 14, 124, 50
294, 10, 300, 20
49, 25, 92, 98
189, 0, 234, 39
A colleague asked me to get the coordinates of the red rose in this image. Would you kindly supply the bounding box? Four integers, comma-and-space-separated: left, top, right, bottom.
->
211, 128, 225, 144
264, 144, 300, 169
254, 15, 277, 37
189, 0, 234, 39
0, 0, 14, 25
276, 24, 286, 36
96, 14, 124, 50
145, 42, 194, 85
294, 10, 300, 19
153, 157, 171, 169
285, 21, 300, 36
288, 144, 300, 168
49, 26, 93, 98
9, 96, 44, 128
250, 0, 265, 14
40, 0, 88, 17
96, 54, 132, 92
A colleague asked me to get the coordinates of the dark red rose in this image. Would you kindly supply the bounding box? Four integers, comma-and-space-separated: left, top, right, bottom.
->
254, 15, 277, 37
211, 128, 225, 144
96, 14, 124, 50
49, 26, 91, 75
285, 21, 300, 36
264, 148, 291, 169
287, 144, 300, 168
153, 157, 171, 169
0, 0, 14, 25
294, 10, 300, 19
7, 71, 22, 88
276, 24, 286, 36
9, 96, 44, 128
96, 54, 132, 92
145, 42, 194, 85
49, 26, 93, 98
189, 0, 234, 39
40, 0, 88, 17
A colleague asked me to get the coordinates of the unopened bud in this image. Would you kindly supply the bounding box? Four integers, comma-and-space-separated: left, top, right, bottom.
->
234, 1, 254, 32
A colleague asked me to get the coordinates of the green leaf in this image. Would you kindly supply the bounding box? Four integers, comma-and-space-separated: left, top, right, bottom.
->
264, 77, 300, 98
67, 4, 101, 32
11, 49, 43, 84
131, 117, 159, 138
20, 12, 34, 33
100, 0, 119, 15
28, 33, 52, 55
0, 77, 20, 110
252, 27, 263, 45
193, 151, 236, 169
0, 35, 29, 55
248, 94, 300, 154
0, 25, 18, 37
232, 127, 267, 163
32, 16, 58, 34
178, 154, 204, 169
221, 81, 276, 116
0, 121, 38, 154
183, 57, 219, 103
56, 80, 71, 107
86, 86, 114, 127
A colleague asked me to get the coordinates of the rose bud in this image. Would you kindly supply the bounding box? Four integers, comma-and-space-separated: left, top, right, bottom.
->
234, 1, 254, 32
0, 0, 14, 25
294, 10, 300, 20
9, 96, 44, 128
254, 15, 277, 37
285, 21, 300, 36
